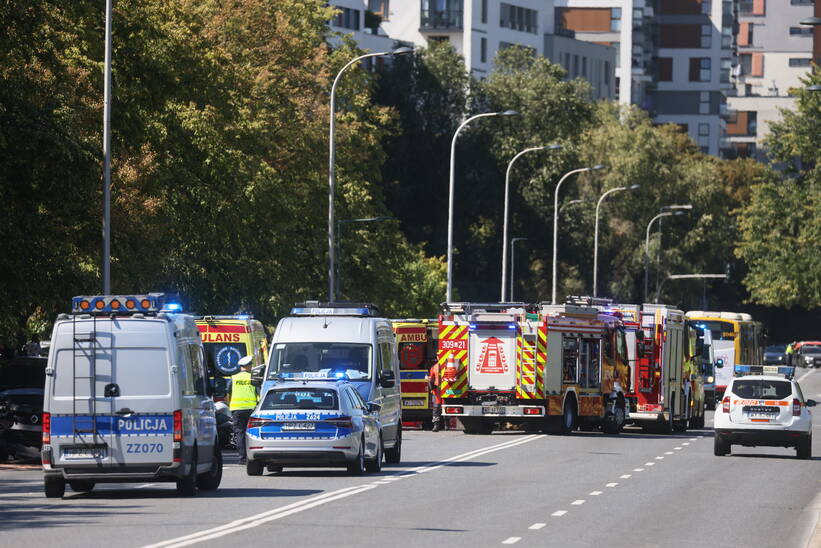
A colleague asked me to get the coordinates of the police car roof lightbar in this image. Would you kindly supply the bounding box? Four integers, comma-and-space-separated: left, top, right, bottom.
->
72, 293, 174, 315
734, 364, 795, 379
291, 301, 381, 317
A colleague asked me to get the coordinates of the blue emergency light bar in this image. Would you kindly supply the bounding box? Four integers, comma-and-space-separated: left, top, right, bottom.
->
291, 301, 380, 317
734, 364, 795, 379
72, 293, 181, 315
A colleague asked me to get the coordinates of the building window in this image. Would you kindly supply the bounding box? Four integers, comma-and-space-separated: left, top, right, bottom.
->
331, 6, 360, 30
368, 0, 389, 21
789, 58, 812, 67
740, 53, 752, 75
481, 0, 487, 23
500, 3, 538, 34
480, 37, 487, 63
790, 0, 812, 4
689, 58, 711, 81
789, 27, 813, 36
698, 123, 710, 136
582, 56, 587, 77
701, 25, 712, 48
659, 25, 703, 48
421, 0, 463, 29
720, 58, 732, 83
727, 111, 757, 136
699, 91, 711, 114
701, 0, 712, 14
658, 57, 673, 81
604, 61, 611, 85
611, 8, 621, 31
573, 55, 579, 77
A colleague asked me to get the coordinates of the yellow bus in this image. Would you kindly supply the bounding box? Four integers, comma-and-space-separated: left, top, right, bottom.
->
684, 311, 764, 400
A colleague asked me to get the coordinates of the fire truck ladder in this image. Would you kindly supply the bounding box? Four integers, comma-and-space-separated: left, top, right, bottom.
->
71, 314, 101, 444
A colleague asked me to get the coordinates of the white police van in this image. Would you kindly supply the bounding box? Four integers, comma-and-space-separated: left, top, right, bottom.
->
255, 302, 402, 464
41, 294, 221, 497
714, 365, 815, 459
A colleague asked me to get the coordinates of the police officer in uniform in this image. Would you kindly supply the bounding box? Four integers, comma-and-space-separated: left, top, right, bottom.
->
227, 359, 258, 464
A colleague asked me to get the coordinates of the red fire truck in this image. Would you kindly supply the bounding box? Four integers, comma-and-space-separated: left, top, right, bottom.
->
438, 300, 631, 435
391, 319, 438, 428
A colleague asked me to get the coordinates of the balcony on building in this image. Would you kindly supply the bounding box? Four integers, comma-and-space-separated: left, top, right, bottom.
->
420, 0, 462, 31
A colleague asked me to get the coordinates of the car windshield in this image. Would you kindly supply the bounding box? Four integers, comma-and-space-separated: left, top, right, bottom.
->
765, 345, 786, 353
731, 379, 792, 400
800, 346, 821, 354
267, 342, 372, 381
260, 388, 338, 410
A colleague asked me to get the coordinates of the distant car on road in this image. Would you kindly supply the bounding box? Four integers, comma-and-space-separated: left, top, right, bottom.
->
0, 356, 47, 461
763, 344, 787, 366
245, 380, 383, 476
714, 365, 815, 459
795, 342, 821, 368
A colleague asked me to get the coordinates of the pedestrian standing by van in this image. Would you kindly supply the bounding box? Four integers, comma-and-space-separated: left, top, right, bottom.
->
227, 359, 258, 464
427, 361, 443, 432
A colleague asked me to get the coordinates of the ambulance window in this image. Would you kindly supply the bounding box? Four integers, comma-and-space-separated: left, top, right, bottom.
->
562, 337, 579, 383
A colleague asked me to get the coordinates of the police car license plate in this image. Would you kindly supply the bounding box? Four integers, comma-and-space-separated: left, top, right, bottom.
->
63, 446, 107, 459
482, 406, 505, 415
282, 422, 315, 431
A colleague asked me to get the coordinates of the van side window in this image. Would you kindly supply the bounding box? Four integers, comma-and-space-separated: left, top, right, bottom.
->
190, 344, 207, 396
379, 342, 394, 373
178, 345, 195, 395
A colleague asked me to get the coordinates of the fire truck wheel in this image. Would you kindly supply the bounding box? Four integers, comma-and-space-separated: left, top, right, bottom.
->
603, 400, 626, 435
560, 398, 577, 434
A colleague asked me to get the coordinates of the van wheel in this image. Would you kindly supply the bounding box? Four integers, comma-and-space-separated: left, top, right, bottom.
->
347, 437, 366, 475
44, 476, 65, 498
560, 397, 577, 434
69, 481, 95, 493
246, 459, 263, 476
176, 451, 198, 497
198, 444, 222, 490
384, 428, 401, 464
365, 435, 383, 473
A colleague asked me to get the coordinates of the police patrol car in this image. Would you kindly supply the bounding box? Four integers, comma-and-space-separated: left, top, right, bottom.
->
41, 294, 221, 497
245, 379, 383, 475
714, 365, 815, 459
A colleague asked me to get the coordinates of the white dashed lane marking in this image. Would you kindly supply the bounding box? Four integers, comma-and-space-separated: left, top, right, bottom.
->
633, 468, 644, 472
552, 510, 567, 517
645, 462, 655, 466
606, 483, 618, 487
571, 499, 585, 505
674, 447, 682, 451
529, 523, 546, 530
665, 451, 674, 455
620, 474, 631, 479
501, 537, 521, 545
655, 456, 664, 460
590, 491, 603, 496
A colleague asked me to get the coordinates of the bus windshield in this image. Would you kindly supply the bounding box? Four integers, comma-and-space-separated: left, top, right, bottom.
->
690, 320, 736, 341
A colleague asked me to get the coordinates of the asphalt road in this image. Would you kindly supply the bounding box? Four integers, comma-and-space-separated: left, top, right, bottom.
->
2, 368, 820, 548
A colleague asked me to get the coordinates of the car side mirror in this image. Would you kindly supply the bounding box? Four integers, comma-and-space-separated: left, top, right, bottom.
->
715, 359, 724, 369
379, 369, 396, 388
367, 401, 382, 413
806, 399, 816, 408
250, 364, 265, 387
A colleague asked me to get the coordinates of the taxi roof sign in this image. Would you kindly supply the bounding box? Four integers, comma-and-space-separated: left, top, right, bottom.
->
734, 364, 795, 379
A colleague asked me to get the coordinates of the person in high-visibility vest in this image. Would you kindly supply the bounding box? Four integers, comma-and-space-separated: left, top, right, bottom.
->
427, 361, 443, 432
227, 360, 258, 464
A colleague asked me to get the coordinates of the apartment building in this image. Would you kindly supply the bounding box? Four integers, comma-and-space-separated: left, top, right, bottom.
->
725, 0, 815, 160
349, 0, 617, 99
329, 0, 396, 57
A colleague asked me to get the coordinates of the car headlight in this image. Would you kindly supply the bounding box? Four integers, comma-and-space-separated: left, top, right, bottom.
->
707, 376, 714, 384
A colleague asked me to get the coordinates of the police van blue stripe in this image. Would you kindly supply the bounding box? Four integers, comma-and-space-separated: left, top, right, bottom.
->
51, 414, 174, 436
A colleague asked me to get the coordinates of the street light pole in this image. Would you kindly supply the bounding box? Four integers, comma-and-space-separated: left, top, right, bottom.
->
446, 109, 518, 303
644, 211, 685, 302
509, 237, 527, 301
335, 216, 394, 298
328, 47, 411, 303
102, 0, 112, 294
500, 144, 561, 302
551, 164, 605, 304
655, 204, 693, 299
593, 184, 639, 297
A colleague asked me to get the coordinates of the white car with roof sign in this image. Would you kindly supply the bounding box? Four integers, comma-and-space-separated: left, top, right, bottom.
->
714, 365, 815, 459
245, 380, 382, 475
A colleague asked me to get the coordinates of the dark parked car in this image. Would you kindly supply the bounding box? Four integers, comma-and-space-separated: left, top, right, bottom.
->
764, 344, 788, 365
0, 357, 46, 461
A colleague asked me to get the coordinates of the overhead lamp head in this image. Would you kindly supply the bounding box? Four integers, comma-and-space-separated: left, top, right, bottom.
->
390, 46, 414, 56
500, 109, 519, 116
547, 144, 563, 150
808, 85, 821, 92
628, 184, 641, 190
590, 164, 606, 171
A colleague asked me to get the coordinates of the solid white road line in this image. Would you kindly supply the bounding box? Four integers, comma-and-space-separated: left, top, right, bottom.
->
797, 369, 816, 383
501, 537, 521, 544
144, 435, 545, 548
589, 491, 602, 496
571, 499, 585, 505
529, 523, 546, 530
551, 510, 567, 517
605, 483, 618, 487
